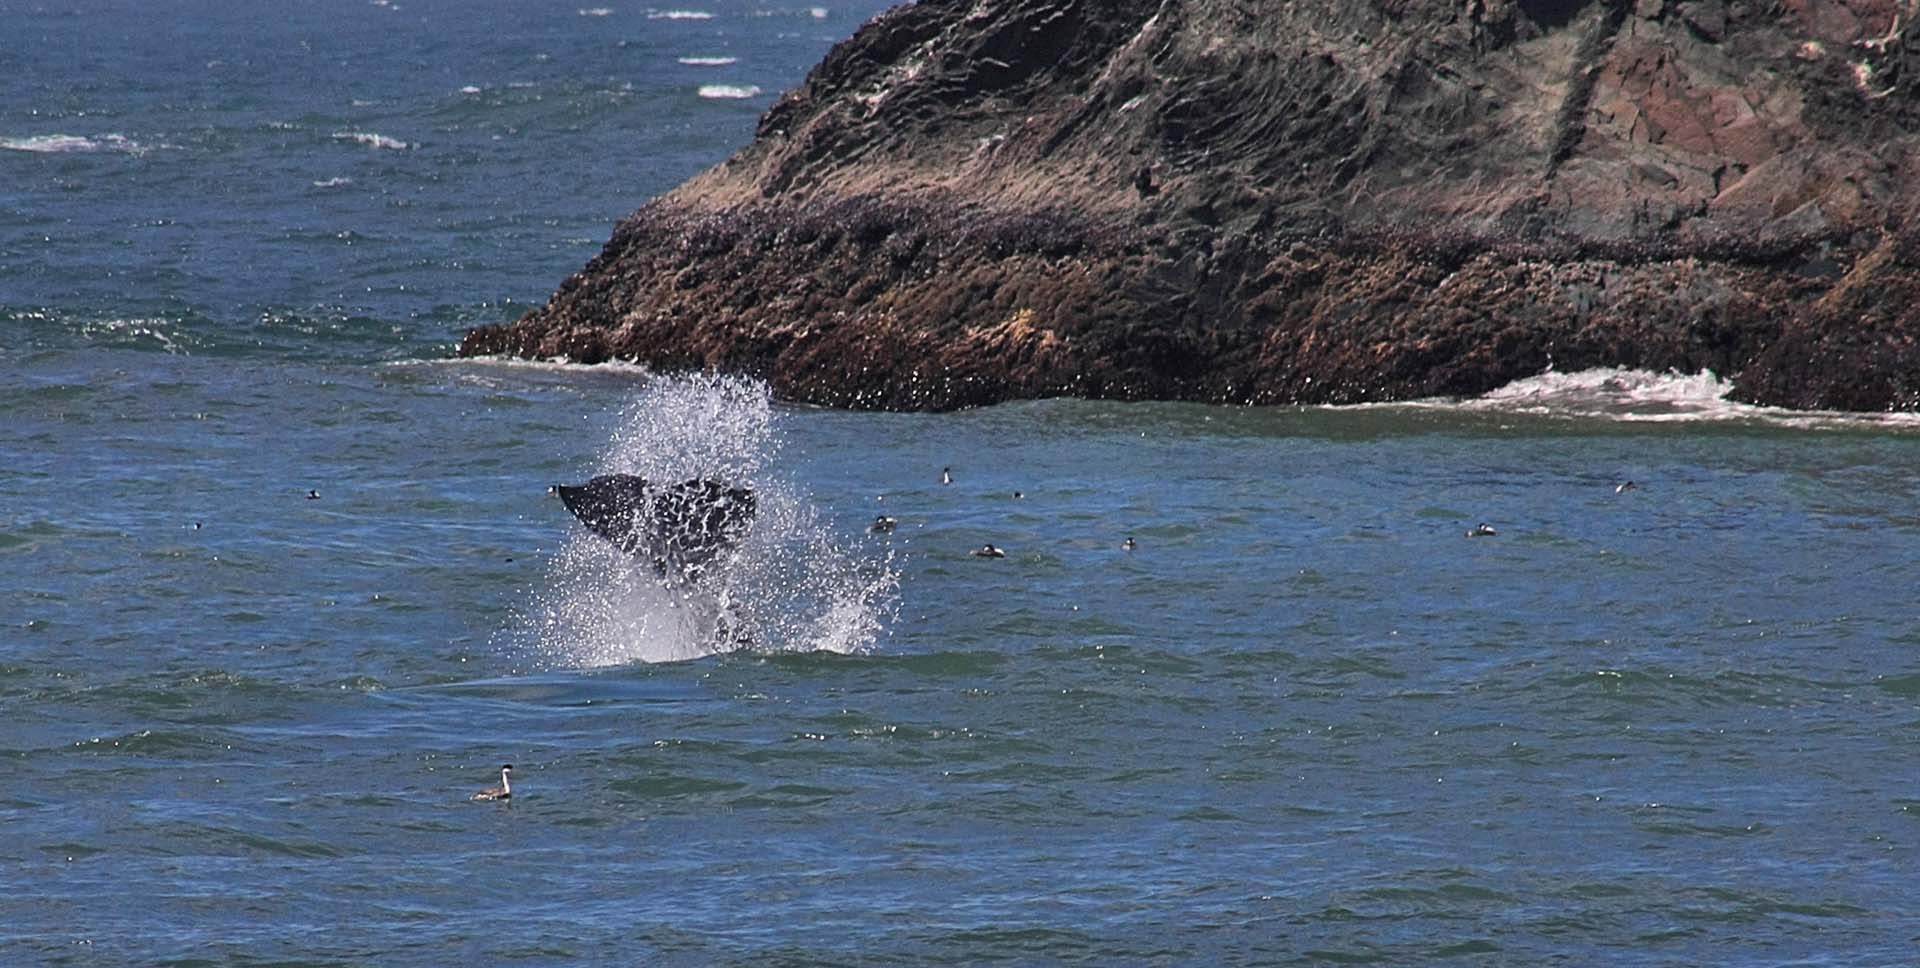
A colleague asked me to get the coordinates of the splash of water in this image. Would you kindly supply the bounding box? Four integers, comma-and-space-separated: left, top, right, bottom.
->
524, 373, 897, 666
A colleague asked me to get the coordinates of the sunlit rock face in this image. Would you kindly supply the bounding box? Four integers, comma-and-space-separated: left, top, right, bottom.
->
463, 0, 1920, 413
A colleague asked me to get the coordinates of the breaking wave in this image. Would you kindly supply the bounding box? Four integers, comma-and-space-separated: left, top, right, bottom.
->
697, 84, 763, 99
1, 133, 153, 155
331, 131, 411, 151
1394, 367, 1920, 430
521, 374, 898, 666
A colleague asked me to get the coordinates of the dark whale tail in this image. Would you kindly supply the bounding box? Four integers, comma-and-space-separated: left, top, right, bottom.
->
550, 474, 756, 582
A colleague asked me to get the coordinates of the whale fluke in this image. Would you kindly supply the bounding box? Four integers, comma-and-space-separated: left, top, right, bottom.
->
550, 474, 755, 582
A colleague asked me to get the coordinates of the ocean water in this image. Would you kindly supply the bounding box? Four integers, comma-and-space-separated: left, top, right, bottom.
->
3, 2, 1917, 965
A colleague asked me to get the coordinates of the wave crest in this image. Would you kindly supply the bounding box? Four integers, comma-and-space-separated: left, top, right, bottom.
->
1, 133, 153, 155
697, 84, 763, 100
331, 131, 411, 151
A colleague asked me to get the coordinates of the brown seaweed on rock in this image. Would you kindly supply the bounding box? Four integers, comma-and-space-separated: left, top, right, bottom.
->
462, 0, 1920, 413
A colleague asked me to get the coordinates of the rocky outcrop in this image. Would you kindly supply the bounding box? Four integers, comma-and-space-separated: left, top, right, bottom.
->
462, 0, 1920, 411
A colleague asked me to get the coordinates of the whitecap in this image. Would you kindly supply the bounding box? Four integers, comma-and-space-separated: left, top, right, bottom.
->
648, 9, 714, 19
579, 6, 614, 14
677, 55, 739, 66
0, 133, 148, 155
459, 85, 483, 95
698, 84, 763, 99
311, 176, 354, 189
332, 131, 411, 150
77, 317, 196, 354
810, 6, 829, 17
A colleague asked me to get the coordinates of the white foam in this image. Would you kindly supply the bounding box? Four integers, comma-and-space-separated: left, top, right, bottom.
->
677, 55, 739, 66
1383, 366, 1920, 430
522, 374, 898, 667
78, 317, 194, 354
0, 133, 150, 155
332, 131, 411, 150
648, 9, 714, 19
311, 176, 354, 189
810, 6, 829, 18
1467, 367, 1734, 415
405, 355, 655, 380
698, 84, 763, 99
579, 6, 614, 15
459, 85, 483, 95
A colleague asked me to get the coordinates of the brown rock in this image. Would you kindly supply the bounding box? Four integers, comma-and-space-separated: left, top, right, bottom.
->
461, 0, 1920, 412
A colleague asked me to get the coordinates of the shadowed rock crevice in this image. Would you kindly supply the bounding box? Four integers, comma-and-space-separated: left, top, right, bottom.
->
461, 0, 1920, 413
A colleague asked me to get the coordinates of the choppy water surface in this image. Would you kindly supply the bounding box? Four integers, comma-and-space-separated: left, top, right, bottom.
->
3, 2, 1917, 965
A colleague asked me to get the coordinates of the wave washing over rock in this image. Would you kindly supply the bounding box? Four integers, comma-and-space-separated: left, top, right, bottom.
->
463, 0, 1920, 413
1392, 365, 1920, 428
516, 373, 898, 666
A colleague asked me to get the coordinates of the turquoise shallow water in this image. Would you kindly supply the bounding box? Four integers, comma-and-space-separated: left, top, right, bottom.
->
3, 1, 1918, 964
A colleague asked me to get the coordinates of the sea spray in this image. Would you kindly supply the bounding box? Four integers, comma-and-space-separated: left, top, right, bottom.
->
523, 373, 897, 666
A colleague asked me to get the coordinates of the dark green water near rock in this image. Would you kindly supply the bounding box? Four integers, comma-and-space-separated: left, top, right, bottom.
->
2, 1, 1915, 964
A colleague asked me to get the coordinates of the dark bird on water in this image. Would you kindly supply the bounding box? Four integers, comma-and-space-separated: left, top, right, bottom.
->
550, 474, 755, 584
306, 489, 320, 500
1616, 480, 1638, 493
941, 467, 953, 486
1123, 536, 1137, 551
871, 515, 898, 534
971, 544, 1006, 559
471, 764, 513, 802
1467, 523, 1498, 538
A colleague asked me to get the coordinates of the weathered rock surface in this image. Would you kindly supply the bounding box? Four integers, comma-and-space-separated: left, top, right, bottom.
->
461, 0, 1920, 411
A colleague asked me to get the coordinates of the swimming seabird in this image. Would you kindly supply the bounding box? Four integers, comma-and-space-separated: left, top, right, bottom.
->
871, 515, 898, 534
471, 764, 513, 802
1615, 481, 1638, 493
1466, 523, 1497, 538
1123, 536, 1136, 551
971, 544, 1006, 558
306, 489, 320, 500
941, 467, 953, 486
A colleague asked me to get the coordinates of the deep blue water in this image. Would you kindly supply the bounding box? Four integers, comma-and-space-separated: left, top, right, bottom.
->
3, 2, 1918, 965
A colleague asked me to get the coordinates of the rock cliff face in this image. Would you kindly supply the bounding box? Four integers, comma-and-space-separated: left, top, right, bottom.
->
461, 0, 1920, 411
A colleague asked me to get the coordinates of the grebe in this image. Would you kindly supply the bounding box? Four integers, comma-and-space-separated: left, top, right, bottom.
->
472, 764, 513, 802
